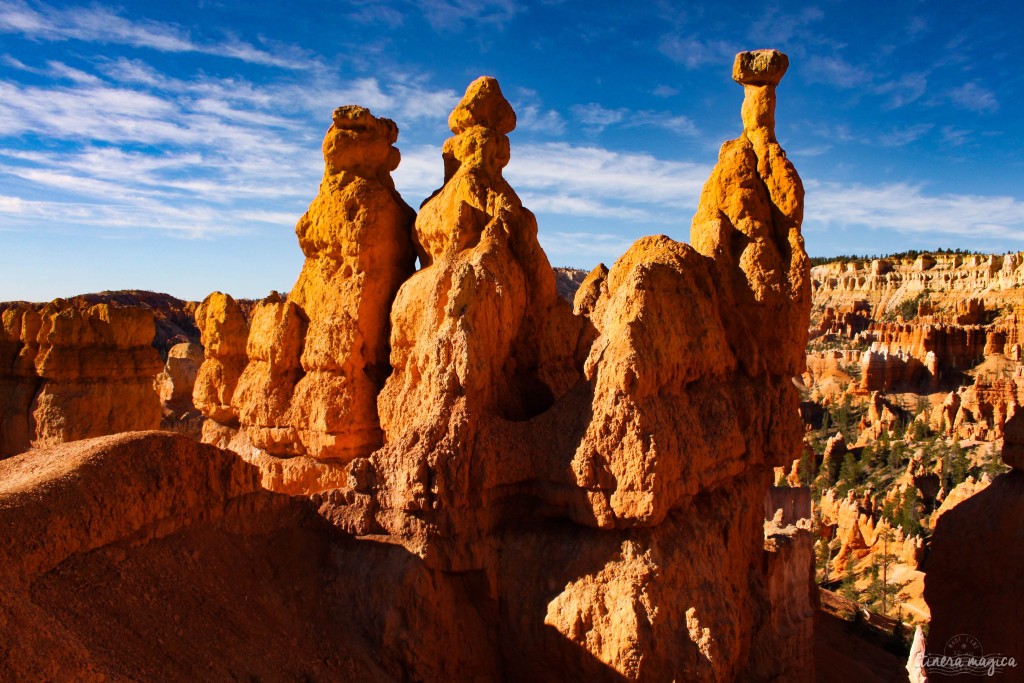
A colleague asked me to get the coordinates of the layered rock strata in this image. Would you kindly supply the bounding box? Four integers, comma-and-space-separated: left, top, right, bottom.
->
813, 253, 1024, 315
0, 300, 163, 457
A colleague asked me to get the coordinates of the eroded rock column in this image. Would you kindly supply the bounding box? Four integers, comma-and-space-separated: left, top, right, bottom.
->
214, 106, 416, 463
192, 291, 249, 447
370, 76, 582, 567
691, 49, 811, 376
286, 106, 416, 461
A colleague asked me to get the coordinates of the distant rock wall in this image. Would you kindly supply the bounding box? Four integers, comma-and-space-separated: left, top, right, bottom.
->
0, 300, 163, 457
813, 253, 1024, 316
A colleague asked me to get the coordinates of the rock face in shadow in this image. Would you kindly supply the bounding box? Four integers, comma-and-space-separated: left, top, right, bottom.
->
156, 341, 205, 437
0, 432, 453, 682
924, 411, 1024, 677
0, 300, 163, 457
2, 51, 815, 682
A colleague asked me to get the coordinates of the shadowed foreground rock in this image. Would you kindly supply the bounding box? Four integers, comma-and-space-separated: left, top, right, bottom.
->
0, 432, 414, 682
5, 51, 813, 682
924, 411, 1024, 679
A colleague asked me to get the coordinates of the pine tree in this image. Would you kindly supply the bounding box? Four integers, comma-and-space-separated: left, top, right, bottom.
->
836, 451, 862, 497
945, 441, 969, 488
897, 488, 923, 537
839, 570, 859, 602
864, 528, 910, 616
798, 448, 817, 487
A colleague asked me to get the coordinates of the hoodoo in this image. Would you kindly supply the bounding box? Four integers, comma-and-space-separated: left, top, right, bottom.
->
195, 106, 416, 462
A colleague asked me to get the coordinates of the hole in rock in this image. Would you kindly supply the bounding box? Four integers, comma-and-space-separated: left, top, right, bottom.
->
498, 371, 555, 421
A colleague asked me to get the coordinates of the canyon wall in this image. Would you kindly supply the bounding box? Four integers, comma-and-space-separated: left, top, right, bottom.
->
0, 300, 163, 457
809, 254, 1024, 442
813, 253, 1024, 315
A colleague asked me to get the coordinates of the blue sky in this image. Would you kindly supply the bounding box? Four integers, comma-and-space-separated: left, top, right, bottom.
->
1, 0, 1022, 300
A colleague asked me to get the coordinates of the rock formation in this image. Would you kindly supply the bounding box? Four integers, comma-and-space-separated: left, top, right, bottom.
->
554, 266, 589, 302
925, 412, 1024, 675
0, 303, 40, 456
0, 300, 163, 457
155, 341, 205, 437
0, 432, 395, 681
692, 48, 810, 377
195, 106, 416, 462
330, 54, 811, 679
192, 291, 249, 446
813, 252, 1024, 316
2, 54, 816, 681
806, 254, 1024, 452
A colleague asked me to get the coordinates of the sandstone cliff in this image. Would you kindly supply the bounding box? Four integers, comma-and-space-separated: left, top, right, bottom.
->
0, 299, 163, 457
813, 252, 1024, 317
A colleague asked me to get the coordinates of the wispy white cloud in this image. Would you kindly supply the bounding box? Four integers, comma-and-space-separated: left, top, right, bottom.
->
516, 103, 566, 136
807, 181, 1024, 240
940, 125, 971, 146
0, 191, 248, 238
748, 6, 825, 47
0, 50, 463, 242
393, 140, 708, 226
572, 103, 626, 131
572, 103, 698, 136
875, 72, 928, 109
0, 0, 312, 69
416, 0, 519, 31
520, 193, 655, 221
346, 1, 407, 28
508, 142, 708, 212
391, 143, 444, 200
540, 231, 639, 267
631, 111, 698, 136
658, 35, 735, 69
875, 123, 933, 148
509, 87, 565, 136
949, 81, 998, 113
803, 54, 873, 89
